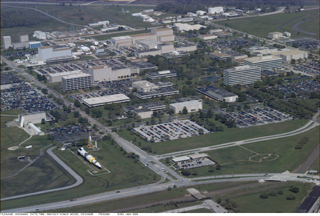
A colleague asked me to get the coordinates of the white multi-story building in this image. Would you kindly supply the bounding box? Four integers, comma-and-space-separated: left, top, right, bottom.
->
3, 36, 12, 50
268, 32, 283, 39
49, 70, 83, 83
20, 35, 29, 43
38, 46, 73, 62
169, 97, 202, 114
274, 49, 308, 62
19, 112, 47, 127
62, 73, 93, 91
173, 23, 206, 32
224, 65, 261, 86
208, 7, 224, 14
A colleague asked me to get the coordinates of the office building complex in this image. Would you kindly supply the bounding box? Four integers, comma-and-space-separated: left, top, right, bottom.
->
62, 73, 93, 91
244, 55, 282, 71
224, 65, 261, 86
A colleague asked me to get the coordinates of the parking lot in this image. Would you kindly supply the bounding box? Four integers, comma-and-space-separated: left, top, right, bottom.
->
105, 78, 137, 88
1, 82, 59, 112
45, 124, 91, 144
285, 37, 319, 50
223, 107, 293, 128
133, 120, 210, 142
2, 50, 38, 59
288, 61, 319, 76
270, 80, 319, 97
206, 38, 259, 50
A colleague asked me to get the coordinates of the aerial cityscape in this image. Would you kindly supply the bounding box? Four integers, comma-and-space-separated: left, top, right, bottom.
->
0, 0, 319, 214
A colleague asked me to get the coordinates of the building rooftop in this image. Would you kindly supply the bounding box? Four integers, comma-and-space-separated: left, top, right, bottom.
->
274, 49, 308, 56
111, 36, 132, 40
210, 51, 231, 58
62, 73, 91, 79
131, 33, 156, 38
197, 87, 237, 98
137, 39, 162, 46
83, 94, 130, 105
124, 102, 165, 113
172, 96, 201, 103
38, 46, 51, 49
49, 70, 83, 77
244, 55, 282, 63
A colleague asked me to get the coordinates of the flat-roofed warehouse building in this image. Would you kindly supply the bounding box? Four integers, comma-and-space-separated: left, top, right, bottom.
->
111, 36, 132, 47
244, 55, 282, 71
18, 112, 53, 127
197, 87, 238, 102
136, 39, 162, 49
135, 49, 162, 58
210, 51, 231, 60
147, 70, 177, 80
170, 97, 202, 114
132, 80, 179, 99
88, 65, 131, 82
82, 94, 130, 107
62, 73, 93, 91
123, 102, 166, 119
151, 28, 175, 42
174, 44, 197, 52
224, 65, 261, 86
49, 70, 83, 83
129, 61, 158, 74
273, 49, 308, 63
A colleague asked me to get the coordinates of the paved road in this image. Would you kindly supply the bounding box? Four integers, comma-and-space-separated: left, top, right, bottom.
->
1, 147, 83, 201
164, 199, 227, 213
291, 17, 318, 35
293, 143, 320, 174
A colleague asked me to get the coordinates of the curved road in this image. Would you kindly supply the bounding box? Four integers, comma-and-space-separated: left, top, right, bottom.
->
292, 17, 317, 35
1, 147, 83, 201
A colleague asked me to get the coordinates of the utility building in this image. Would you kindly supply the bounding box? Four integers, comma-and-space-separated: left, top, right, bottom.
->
62, 73, 93, 91
224, 65, 261, 86
244, 55, 282, 71
170, 97, 203, 114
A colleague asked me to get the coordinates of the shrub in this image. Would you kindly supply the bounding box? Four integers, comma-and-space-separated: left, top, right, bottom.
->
286, 194, 296, 200
277, 190, 284, 195
260, 192, 268, 199
181, 169, 191, 176
268, 190, 277, 196
290, 187, 300, 193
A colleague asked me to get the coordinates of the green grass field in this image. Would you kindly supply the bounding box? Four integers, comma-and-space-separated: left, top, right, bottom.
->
182, 126, 319, 177
117, 119, 308, 155
185, 208, 213, 213
1, 138, 161, 210
216, 10, 319, 39
226, 183, 313, 213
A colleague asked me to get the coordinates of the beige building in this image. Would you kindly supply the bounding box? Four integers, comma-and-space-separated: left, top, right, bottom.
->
268, 32, 283, 39
131, 33, 157, 43
273, 49, 308, 62
169, 97, 203, 114
159, 44, 175, 53
174, 44, 197, 52
111, 36, 132, 47
198, 34, 217, 40
62, 73, 93, 91
132, 80, 159, 92
49, 70, 83, 83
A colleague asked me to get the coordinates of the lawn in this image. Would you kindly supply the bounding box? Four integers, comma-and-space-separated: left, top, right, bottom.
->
226, 183, 313, 213
182, 126, 319, 177
1, 138, 161, 211
216, 10, 319, 39
309, 156, 319, 173
1, 154, 74, 198
117, 119, 308, 155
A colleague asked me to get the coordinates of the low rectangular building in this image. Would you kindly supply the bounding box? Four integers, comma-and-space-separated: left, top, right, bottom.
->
62, 73, 93, 91
198, 34, 217, 40
82, 94, 130, 107
244, 55, 283, 71
13, 42, 28, 49
19, 112, 51, 127
137, 39, 162, 49
197, 87, 238, 102
210, 51, 231, 60
111, 36, 132, 47
170, 97, 202, 114
268, 32, 283, 39
158, 35, 175, 42
131, 33, 157, 43
174, 44, 197, 52
123, 102, 166, 119
132, 80, 159, 92
29, 41, 42, 49
146, 70, 177, 80
134, 87, 179, 99
135, 49, 162, 58
151, 28, 173, 37
224, 65, 261, 86
129, 61, 158, 74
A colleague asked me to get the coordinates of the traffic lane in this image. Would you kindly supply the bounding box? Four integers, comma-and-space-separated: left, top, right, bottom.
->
2, 183, 173, 213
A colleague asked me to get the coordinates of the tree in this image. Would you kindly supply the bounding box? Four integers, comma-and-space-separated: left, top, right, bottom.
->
67, 106, 72, 113
85, 107, 90, 114
182, 106, 188, 115
74, 100, 81, 107
41, 118, 45, 124
76, 138, 87, 147
291, 59, 296, 64
277, 190, 284, 195
198, 128, 204, 134
74, 111, 80, 118
289, 187, 299, 193
181, 169, 191, 176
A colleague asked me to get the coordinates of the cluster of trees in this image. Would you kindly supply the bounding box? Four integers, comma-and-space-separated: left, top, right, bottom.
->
215, 113, 236, 128
1, 10, 43, 28
295, 137, 309, 149
189, 110, 224, 132
37, 74, 47, 83
216, 198, 238, 211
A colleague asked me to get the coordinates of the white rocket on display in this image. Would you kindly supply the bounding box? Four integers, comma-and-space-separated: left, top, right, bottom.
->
77, 147, 102, 169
